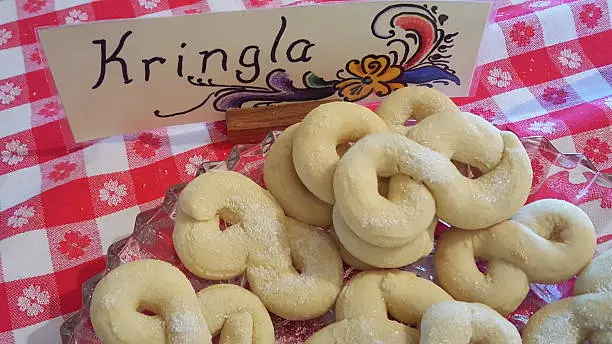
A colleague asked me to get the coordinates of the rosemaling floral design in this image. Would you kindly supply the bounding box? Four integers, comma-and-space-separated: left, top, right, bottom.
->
154, 3, 461, 117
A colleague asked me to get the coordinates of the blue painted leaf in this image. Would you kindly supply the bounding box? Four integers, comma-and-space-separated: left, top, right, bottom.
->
393, 66, 460, 86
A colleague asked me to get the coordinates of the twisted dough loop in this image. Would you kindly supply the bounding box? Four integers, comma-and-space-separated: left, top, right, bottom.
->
174, 171, 343, 320
419, 301, 521, 344
264, 123, 332, 227
333, 206, 436, 268
306, 270, 453, 344
292, 101, 389, 204
90, 259, 212, 344
523, 249, 612, 344
197, 284, 274, 344
378, 87, 506, 173
376, 86, 459, 136
435, 199, 597, 314
334, 130, 531, 250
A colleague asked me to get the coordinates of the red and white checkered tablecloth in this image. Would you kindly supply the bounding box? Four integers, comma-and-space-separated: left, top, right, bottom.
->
0, 0, 611, 342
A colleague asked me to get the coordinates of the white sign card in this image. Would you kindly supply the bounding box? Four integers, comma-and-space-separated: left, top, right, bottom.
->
38, 1, 492, 142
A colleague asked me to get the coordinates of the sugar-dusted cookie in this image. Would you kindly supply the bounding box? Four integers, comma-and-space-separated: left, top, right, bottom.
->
197, 284, 274, 344
420, 301, 521, 344
435, 199, 597, 314
306, 270, 453, 344
264, 123, 332, 227
522, 249, 612, 344
333, 206, 436, 268
292, 101, 388, 204
90, 259, 211, 344
174, 171, 343, 320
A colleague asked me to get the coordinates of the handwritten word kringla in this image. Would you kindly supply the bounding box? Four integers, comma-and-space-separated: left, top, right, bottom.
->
91, 16, 315, 89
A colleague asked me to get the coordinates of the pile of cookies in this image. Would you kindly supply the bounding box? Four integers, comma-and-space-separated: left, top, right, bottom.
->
89, 87, 608, 344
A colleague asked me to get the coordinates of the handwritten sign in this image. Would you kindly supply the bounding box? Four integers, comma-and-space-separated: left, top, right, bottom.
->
38, 1, 492, 142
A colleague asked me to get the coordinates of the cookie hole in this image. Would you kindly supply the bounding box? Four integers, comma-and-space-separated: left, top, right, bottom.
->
137, 306, 157, 317
219, 219, 234, 231
377, 177, 390, 198
403, 118, 418, 127
475, 259, 488, 274
291, 257, 304, 274
387, 312, 417, 329
452, 161, 484, 179
336, 142, 352, 157
548, 226, 565, 242
217, 209, 238, 232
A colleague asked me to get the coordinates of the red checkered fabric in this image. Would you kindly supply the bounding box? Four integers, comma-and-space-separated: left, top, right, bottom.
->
0, 0, 611, 343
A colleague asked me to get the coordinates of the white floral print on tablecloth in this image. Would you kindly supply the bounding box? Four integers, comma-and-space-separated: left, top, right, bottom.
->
528, 120, 557, 134
558, 49, 582, 69
17, 285, 49, 317
0, 82, 22, 105
139, 0, 160, 9
65, 10, 88, 24
1, 140, 28, 165
487, 67, 512, 88
185, 155, 204, 176
0, 28, 12, 46
99, 180, 127, 206
7, 206, 35, 229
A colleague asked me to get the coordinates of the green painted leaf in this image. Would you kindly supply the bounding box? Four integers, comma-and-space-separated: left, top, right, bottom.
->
304, 72, 334, 88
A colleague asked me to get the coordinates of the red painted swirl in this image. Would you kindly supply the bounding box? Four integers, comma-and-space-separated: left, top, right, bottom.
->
394, 15, 437, 69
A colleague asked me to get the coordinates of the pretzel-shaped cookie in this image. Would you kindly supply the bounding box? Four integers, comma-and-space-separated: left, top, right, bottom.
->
333, 129, 531, 251
435, 199, 597, 315
377, 87, 506, 174
291, 101, 389, 204
376, 86, 459, 136
174, 170, 343, 320
197, 284, 274, 344
419, 301, 522, 344
90, 259, 212, 344
522, 249, 612, 344
333, 205, 437, 268
264, 123, 332, 227
306, 270, 453, 344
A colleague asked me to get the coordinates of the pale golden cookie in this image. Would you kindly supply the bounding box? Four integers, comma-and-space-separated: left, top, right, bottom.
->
420, 301, 521, 344
174, 171, 343, 320
334, 130, 532, 250
197, 284, 274, 344
264, 123, 332, 227
330, 230, 377, 271
292, 101, 389, 204
435, 199, 597, 314
90, 259, 211, 344
333, 206, 436, 268
523, 249, 612, 344
376, 86, 460, 136
306, 270, 453, 344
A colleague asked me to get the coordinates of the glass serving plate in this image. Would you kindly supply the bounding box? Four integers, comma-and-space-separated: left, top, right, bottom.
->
60, 131, 612, 344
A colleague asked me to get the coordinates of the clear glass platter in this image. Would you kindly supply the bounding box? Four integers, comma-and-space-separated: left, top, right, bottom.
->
61, 130, 612, 344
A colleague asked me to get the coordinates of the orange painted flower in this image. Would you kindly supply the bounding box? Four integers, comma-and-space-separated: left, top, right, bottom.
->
335, 55, 404, 102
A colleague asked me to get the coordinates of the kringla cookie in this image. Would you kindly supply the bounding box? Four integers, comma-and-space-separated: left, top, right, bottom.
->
90, 259, 212, 344
377, 87, 506, 174
174, 171, 343, 320
264, 123, 332, 227
375, 86, 460, 136
197, 284, 274, 344
522, 249, 612, 344
435, 199, 597, 314
329, 229, 377, 271
419, 301, 521, 344
306, 270, 453, 344
333, 205, 436, 268
333, 130, 531, 249
292, 101, 389, 204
